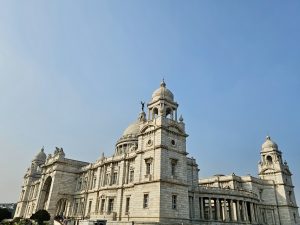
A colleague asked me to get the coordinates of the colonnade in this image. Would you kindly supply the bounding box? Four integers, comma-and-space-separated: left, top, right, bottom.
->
199, 197, 260, 224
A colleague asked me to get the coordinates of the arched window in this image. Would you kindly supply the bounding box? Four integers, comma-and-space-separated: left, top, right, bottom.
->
166, 108, 172, 119
266, 155, 273, 164
153, 108, 158, 119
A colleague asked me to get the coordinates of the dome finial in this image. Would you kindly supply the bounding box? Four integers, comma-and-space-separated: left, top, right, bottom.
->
179, 114, 184, 122
266, 135, 271, 140
160, 78, 166, 87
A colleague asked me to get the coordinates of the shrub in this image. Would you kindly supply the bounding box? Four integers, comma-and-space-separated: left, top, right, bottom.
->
30, 210, 50, 225
0, 208, 12, 222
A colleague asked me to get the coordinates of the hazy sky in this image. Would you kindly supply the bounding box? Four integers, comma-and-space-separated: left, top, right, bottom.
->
1, 1, 300, 204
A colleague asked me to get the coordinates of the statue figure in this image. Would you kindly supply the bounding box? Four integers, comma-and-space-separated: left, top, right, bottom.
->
141, 101, 145, 112
54, 147, 60, 155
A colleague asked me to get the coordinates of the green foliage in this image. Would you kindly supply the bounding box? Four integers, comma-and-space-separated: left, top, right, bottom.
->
17, 219, 34, 225
0, 208, 12, 222
30, 210, 50, 225
12, 217, 22, 223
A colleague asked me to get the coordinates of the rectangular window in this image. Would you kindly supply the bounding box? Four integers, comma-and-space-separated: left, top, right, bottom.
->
143, 194, 149, 208
74, 203, 79, 215
104, 174, 110, 186
125, 197, 130, 214
93, 177, 97, 189
21, 190, 25, 200
108, 199, 114, 213
29, 186, 34, 199
95, 198, 100, 212
170, 159, 178, 177
146, 162, 151, 175
289, 191, 292, 203
100, 199, 105, 213
171, 162, 176, 176
34, 185, 39, 198
112, 172, 118, 185
84, 178, 88, 189
129, 170, 134, 182
259, 189, 263, 200
80, 202, 84, 215
78, 179, 82, 191
88, 200, 92, 214
172, 195, 177, 209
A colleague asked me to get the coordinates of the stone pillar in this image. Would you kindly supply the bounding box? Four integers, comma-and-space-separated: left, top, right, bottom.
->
221, 199, 225, 221
241, 201, 245, 221
200, 197, 204, 219
236, 200, 241, 222
229, 199, 235, 221
255, 204, 260, 223
208, 198, 212, 220
250, 202, 255, 223
224, 199, 229, 221
243, 201, 248, 222
216, 198, 221, 221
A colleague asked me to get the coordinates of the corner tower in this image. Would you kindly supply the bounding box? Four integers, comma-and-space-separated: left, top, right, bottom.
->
258, 136, 299, 225
15, 148, 46, 218
134, 80, 197, 224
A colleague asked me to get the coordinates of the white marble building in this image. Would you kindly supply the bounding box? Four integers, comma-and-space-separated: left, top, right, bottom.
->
14, 81, 299, 225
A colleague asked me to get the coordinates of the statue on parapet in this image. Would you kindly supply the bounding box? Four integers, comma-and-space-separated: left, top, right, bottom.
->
141, 101, 145, 112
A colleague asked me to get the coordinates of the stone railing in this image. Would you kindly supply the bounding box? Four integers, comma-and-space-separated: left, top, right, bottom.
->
198, 186, 258, 199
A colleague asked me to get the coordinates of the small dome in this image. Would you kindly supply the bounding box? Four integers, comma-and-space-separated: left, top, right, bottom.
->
122, 121, 140, 137
262, 136, 278, 150
33, 148, 47, 163
151, 80, 174, 102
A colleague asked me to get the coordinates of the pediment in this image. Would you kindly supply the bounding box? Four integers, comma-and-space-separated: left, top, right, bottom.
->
167, 125, 185, 135
262, 168, 275, 174
140, 125, 155, 134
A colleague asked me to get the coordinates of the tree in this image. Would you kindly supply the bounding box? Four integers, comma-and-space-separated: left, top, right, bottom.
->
0, 207, 12, 222
30, 210, 50, 225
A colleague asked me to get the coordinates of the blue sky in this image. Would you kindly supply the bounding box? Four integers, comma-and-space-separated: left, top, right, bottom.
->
1, 1, 300, 203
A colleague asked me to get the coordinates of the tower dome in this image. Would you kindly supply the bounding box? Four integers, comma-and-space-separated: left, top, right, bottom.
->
33, 147, 46, 164
262, 136, 278, 151
151, 80, 174, 102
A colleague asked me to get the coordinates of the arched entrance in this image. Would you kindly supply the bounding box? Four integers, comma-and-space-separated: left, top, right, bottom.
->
39, 176, 52, 209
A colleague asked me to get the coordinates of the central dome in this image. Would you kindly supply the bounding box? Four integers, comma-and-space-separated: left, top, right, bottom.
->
33, 148, 46, 164
151, 80, 174, 102
122, 121, 140, 137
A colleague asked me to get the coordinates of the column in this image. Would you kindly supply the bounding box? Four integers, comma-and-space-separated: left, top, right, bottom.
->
250, 203, 255, 223
216, 199, 221, 221
200, 197, 204, 219
224, 199, 229, 221
208, 198, 212, 220
229, 199, 235, 221
255, 204, 260, 224
241, 201, 245, 221
236, 200, 241, 222
220, 199, 224, 221
243, 201, 249, 222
